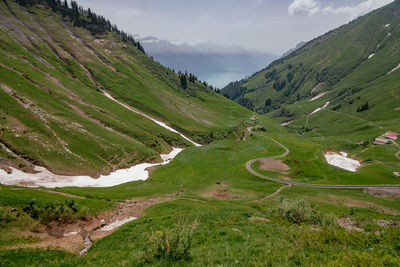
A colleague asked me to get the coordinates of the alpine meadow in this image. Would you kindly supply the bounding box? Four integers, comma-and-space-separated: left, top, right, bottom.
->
0, 0, 400, 266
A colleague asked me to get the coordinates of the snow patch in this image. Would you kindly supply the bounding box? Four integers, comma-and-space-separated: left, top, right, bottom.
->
310, 101, 330, 115
281, 121, 292, 126
103, 91, 201, 147
368, 53, 375, 59
310, 83, 322, 94
310, 92, 327, 101
101, 217, 137, 231
384, 24, 390, 28
387, 63, 400, 75
0, 148, 182, 188
324, 151, 361, 172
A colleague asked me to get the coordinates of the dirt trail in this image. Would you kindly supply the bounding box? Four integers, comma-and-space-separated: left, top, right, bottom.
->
35, 189, 86, 199
256, 185, 290, 202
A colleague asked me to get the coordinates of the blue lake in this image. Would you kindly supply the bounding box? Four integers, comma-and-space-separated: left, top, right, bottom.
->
199, 72, 251, 89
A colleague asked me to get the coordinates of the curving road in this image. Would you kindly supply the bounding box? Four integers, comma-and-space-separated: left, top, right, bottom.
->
246, 135, 400, 189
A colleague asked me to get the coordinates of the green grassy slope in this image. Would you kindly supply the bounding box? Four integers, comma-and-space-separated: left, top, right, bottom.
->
221, 1, 400, 136
1, 128, 400, 265
0, 0, 251, 175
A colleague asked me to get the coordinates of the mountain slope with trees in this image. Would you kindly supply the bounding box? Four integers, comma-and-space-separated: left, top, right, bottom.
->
0, 0, 252, 176
221, 1, 400, 135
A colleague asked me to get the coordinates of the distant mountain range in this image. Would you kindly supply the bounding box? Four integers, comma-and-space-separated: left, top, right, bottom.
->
136, 35, 276, 88
280, 41, 306, 58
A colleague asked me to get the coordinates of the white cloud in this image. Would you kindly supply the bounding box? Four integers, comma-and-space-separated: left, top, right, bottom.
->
289, 0, 394, 18
321, 0, 394, 18
288, 0, 320, 16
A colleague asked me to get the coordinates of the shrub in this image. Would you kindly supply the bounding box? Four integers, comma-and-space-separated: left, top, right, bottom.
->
145, 219, 199, 262
23, 199, 80, 224
277, 199, 330, 225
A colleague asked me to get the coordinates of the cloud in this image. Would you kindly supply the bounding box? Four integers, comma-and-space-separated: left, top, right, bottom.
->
288, 0, 319, 16
321, 0, 394, 17
288, 0, 394, 18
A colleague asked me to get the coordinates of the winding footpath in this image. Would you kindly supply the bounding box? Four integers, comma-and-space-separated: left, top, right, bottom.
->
246, 135, 400, 189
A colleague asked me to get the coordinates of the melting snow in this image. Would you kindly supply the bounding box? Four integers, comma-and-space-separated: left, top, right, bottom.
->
388, 63, 400, 75
310, 92, 327, 101
103, 91, 201, 147
281, 121, 292, 126
324, 151, 361, 172
0, 87, 204, 188
310, 101, 330, 115
368, 53, 375, 59
384, 24, 390, 28
101, 217, 137, 231
0, 148, 182, 188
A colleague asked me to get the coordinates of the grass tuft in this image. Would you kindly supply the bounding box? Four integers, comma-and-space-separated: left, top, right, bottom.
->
144, 219, 199, 262
277, 198, 332, 226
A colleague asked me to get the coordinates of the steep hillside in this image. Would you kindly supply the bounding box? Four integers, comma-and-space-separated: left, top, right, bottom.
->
0, 0, 252, 176
222, 1, 400, 136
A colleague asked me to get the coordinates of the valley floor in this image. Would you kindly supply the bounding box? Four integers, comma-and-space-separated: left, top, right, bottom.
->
1, 119, 400, 266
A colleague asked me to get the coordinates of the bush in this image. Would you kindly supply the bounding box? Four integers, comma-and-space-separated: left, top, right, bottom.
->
23, 199, 80, 224
277, 199, 330, 225
145, 219, 199, 262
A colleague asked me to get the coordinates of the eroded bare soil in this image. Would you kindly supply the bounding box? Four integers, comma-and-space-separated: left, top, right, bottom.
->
9, 196, 174, 254
259, 159, 290, 171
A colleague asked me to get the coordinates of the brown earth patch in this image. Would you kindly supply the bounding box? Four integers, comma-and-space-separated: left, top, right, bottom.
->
201, 182, 241, 199
336, 217, 362, 231
395, 107, 400, 111
364, 188, 400, 198
213, 189, 231, 199
0, 164, 12, 174
6, 116, 29, 132
374, 219, 397, 227
9, 196, 174, 253
259, 159, 290, 171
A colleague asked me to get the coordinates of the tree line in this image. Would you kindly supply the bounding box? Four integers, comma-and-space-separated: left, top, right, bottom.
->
13, 0, 145, 53
13, 0, 223, 95
176, 71, 218, 92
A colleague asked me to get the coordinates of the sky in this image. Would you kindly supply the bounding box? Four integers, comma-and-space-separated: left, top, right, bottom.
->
75, 0, 393, 55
